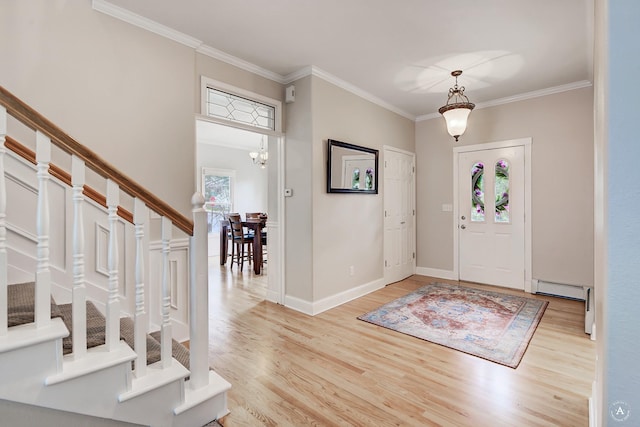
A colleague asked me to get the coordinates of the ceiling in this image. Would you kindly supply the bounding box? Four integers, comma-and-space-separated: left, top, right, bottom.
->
101, 0, 594, 120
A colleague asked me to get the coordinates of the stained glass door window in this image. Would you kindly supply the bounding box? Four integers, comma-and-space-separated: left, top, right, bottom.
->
495, 160, 510, 223
471, 162, 485, 222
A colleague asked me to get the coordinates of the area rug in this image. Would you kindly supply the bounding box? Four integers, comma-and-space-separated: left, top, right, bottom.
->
358, 283, 548, 368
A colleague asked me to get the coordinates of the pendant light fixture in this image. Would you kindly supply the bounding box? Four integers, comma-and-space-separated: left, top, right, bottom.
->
438, 70, 475, 142
249, 136, 268, 168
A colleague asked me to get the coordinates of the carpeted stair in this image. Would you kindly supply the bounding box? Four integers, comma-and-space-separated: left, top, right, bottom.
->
7, 281, 190, 370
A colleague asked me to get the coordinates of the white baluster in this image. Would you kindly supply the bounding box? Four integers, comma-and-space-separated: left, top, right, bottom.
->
35, 131, 51, 328
105, 180, 120, 350
71, 156, 87, 357
160, 216, 172, 368
189, 192, 208, 389
0, 106, 7, 336
133, 198, 147, 377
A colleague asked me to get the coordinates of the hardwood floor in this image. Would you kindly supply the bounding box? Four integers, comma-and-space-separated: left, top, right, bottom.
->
207, 262, 595, 427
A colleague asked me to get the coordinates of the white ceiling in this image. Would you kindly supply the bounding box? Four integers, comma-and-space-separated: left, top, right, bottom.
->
101, 0, 593, 120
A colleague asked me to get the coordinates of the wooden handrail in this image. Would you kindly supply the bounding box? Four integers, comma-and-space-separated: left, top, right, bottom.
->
5, 136, 134, 224
0, 86, 192, 235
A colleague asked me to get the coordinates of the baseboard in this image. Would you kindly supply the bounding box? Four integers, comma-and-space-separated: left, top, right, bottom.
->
283, 295, 314, 316
284, 278, 385, 316
589, 380, 597, 427
415, 267, 457, 281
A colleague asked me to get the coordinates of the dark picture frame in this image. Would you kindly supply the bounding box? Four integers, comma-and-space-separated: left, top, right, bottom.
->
327, 139, 379, 194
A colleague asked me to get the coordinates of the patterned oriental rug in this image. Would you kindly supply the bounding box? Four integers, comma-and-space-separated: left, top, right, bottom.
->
358, 283, 548, 368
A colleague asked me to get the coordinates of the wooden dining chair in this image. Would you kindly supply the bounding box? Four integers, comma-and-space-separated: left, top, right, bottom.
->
228, 214, 253, 271
222, 213, 239, 265
245, 213, 267, 267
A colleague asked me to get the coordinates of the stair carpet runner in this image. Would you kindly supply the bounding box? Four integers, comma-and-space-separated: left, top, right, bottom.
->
7, 281, 190, 370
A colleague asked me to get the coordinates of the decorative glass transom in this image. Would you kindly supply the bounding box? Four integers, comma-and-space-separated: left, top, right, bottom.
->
471, 162, 485, 222
495, 160, 510, 223
205, 88, 276, 130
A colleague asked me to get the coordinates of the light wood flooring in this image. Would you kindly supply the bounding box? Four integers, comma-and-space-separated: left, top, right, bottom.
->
208, 261, 596, 427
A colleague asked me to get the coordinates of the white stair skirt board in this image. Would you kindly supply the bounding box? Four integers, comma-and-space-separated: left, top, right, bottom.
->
532, 279, 594, 335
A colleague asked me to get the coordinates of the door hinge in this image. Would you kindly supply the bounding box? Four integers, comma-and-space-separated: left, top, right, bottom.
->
385, 260, 388, 267
413, 209, 415, 216
385, 160, 388, 168
384, 210, 388, 217
413, 252, 416, 259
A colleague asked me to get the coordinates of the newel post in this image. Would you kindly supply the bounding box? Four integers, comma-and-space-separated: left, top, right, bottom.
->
189, 192, 209, 389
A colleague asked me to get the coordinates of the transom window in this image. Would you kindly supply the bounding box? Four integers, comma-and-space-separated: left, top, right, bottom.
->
205, 87, 276, 131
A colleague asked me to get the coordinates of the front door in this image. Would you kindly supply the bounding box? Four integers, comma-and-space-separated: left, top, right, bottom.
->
458, 146, 525, 289
384, 148, 415, 283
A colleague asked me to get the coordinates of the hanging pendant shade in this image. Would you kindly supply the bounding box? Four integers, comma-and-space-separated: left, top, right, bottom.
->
438, 70, 475, 142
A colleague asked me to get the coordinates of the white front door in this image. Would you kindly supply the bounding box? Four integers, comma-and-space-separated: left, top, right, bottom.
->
384, 148, 415, 284
458, 146, 525, 289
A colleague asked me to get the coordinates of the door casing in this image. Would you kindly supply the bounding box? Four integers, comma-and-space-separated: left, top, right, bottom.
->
453, 138, 532, 293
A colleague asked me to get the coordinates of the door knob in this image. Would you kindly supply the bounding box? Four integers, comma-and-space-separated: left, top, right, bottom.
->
461, 215, 466, 220
460, 224, 466, 229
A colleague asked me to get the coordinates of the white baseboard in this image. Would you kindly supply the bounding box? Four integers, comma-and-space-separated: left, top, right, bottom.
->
283, 295, 314, 316
284, 278, 385, 316
415, 267, 457, 281
589, 380, 597, 427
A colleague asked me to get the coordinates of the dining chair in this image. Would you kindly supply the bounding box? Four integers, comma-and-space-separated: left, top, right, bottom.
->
245, 213, 267, 267
228, 214, 253, 271
222, 213, 239, 265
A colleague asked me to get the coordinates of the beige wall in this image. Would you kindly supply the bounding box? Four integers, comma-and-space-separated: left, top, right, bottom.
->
284, 76, 314, 301
0, 1, 196, 216
311, 76, 414, 301
284, 75, 414, 304
416, 87, 594, 286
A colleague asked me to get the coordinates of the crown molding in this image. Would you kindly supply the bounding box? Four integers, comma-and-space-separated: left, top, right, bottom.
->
92, 0, 285, 83
416, 80, 593, 122
92, 0, 201, 48
195, 45, 287, 84
285, 66, 415, 120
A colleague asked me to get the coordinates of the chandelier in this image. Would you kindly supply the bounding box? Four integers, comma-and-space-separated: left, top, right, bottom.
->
438, 70, 475, 142
249, 136, 268, 168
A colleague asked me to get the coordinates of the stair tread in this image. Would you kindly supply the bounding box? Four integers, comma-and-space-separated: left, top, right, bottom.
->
6, 281, 190, 370
7, 282, 63, 327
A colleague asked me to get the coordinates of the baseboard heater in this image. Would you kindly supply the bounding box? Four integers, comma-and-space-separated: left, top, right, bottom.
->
532, 279, 594, 335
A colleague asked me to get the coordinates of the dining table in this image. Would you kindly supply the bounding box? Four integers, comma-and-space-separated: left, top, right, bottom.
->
219, 218, 266, 274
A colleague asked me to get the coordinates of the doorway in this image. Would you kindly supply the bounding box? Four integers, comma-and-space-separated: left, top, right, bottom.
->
453, 138, 532, 291
196, 119, 285, 304
383, 147, 416, 284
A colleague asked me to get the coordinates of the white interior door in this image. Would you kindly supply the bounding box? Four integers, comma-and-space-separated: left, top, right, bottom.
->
458, 146, 525, 289
384, 148, 415, 283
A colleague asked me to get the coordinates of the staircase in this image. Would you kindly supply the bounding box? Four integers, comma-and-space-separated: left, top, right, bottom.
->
0, 86, 230, 426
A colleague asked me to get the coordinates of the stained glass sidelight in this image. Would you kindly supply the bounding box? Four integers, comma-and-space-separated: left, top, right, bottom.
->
471, 162, 485, 222
495, 160, 510, 223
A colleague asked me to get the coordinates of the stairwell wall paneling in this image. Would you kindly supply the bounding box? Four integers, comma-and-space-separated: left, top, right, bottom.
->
148, 239, 190, 342
4, 150, 138, 317
5, 154, 66, 286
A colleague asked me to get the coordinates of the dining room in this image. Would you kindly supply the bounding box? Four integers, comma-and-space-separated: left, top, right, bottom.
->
196, 119, 271, 288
